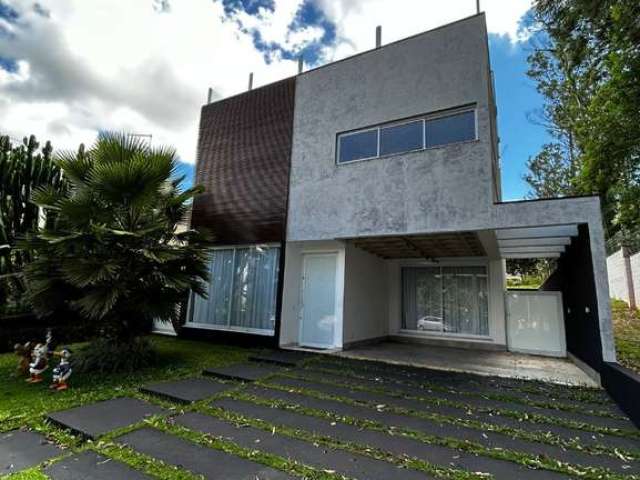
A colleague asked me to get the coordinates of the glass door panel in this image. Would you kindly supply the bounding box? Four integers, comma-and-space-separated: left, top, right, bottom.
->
403, 266, 489, 336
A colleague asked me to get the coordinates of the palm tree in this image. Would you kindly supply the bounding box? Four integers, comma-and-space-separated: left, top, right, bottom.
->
22, 132, 210, 370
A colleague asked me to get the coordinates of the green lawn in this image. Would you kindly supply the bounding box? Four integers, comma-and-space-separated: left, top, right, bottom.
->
0, 335, 248, 434
1, 335, 638, 480
612, 299, 640, 374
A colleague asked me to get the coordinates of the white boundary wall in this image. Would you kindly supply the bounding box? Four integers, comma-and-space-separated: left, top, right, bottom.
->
607, 247, 638, 308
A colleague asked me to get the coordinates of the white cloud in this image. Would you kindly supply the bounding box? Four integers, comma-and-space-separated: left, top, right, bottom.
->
0, 0, 531, 164
316, 0, 532, 61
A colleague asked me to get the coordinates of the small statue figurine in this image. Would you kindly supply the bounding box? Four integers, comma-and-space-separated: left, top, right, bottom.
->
13, 342, 33, 377
26, 343, 49, 383
50, 347, 72, 391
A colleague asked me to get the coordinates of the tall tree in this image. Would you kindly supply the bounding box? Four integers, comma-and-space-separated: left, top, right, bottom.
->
525, 0, 640, 237
22, 132, 210, 371
0, 135, 64, 308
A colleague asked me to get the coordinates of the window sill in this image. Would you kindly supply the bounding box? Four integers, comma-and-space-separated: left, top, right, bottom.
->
397, 329, 493, 342
336, 138, 481, 167
184, 322, 275, 336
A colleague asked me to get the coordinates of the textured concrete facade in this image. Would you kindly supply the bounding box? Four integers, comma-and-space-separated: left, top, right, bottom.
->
287, 14, 496, 241
283, 13, 615, 364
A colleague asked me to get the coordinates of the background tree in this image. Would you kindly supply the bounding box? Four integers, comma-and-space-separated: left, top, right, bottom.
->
0, 135, 64, 312
22, 132, 210, 372
525, 0, 640, 238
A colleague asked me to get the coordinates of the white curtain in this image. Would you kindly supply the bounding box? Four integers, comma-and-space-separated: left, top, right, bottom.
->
403, 266, 488, 336
189, 246, 279, 332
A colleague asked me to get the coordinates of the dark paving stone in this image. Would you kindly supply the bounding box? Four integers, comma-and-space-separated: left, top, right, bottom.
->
116, 427, 293, 479
140, 378, 231, 404
249, 350, 313, 367
268, 374, 640, 453
297, 366, 635, 431
0, 430, 62, 474
242, 385, 638, 475
203, 362, 283, 382
210, 397, 569, 479
47, 397, 165, 440
44, 451, 150, 479
176, 411, 433, 480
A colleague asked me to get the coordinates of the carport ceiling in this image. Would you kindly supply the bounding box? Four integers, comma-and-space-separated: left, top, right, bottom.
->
351, 232, 485, 259
496, 224, 578, 258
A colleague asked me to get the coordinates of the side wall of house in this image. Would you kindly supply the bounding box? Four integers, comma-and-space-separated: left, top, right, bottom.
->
542, 225, 604, 371
342, 244, 389, 346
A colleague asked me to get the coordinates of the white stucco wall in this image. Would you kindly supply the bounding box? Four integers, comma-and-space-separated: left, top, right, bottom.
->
342, 243, 389, 346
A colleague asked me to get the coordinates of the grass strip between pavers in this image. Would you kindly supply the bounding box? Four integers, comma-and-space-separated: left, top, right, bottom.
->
228, 389, 637, 480
276, 371, 640, 458
2, 468, 48, 480
152, 418, 350, 480
303, 364, 627, 420
142, 379, 484, 480
194, 402, 485, 480
310, 357, 611, 405
91, 443, 201, 480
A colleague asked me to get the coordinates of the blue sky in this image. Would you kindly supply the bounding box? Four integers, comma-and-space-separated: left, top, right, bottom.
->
489, 34, 548, 200
1, 0, 546, 200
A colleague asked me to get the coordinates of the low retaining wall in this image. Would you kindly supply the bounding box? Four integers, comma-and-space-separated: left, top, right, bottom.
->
601, 362, 640, 428
607, 247, 639, 308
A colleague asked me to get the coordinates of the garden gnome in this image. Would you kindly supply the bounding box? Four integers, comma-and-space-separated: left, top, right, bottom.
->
13, 342, 33, 377
26, 343, 49, 383
50, 347, 72, 391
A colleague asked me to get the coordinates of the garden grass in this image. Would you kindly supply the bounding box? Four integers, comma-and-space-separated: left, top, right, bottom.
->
0, 335, 247, 433
612, 299, 640, 374
2, 336, 638, 480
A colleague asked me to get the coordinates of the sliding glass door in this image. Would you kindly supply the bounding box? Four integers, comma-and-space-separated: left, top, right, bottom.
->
188, 245, 280, 334
402, 266, 489, 336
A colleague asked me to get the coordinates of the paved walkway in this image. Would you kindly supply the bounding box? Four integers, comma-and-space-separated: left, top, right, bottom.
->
333, 341, 598, 386
2, 353, 638, 479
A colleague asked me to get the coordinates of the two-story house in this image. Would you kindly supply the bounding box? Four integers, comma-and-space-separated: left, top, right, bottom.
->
183, 13, 616, 381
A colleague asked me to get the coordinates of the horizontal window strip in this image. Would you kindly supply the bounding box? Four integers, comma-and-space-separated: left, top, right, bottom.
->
337, 107, 477, 164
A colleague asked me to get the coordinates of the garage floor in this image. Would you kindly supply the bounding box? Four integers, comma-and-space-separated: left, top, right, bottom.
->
333, 341, 599, 387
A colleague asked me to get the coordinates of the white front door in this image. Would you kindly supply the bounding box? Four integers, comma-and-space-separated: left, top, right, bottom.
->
300, 253, 338, 349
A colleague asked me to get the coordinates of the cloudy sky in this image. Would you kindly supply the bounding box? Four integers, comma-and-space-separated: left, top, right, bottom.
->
0, 0, 546, 199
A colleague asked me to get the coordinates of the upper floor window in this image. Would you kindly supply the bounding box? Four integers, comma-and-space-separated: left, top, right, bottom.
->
426, 110, 476, 148
338, 129, 378, 163
337, 108, 476, 164
380, 120, 424, 156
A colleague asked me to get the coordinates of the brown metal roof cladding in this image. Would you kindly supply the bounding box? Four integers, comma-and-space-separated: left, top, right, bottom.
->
191, 77, 296, 245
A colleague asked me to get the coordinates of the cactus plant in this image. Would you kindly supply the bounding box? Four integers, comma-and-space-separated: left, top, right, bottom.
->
0, 134, 65, 309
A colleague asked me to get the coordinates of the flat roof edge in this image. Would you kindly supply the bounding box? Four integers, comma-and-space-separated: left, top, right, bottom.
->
495, 194, 600, 206
201, 12, 487, 110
